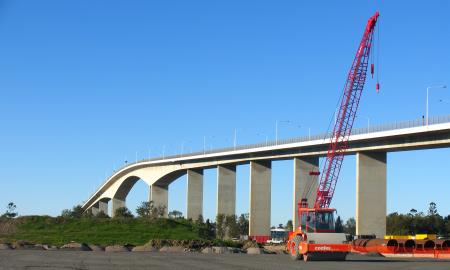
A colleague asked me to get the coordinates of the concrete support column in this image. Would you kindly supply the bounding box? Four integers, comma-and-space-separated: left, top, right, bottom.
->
98, 200, 108, 214
187, 169, 203, 220
91, 204, 100, 216
356, 151, 387, 238
249, 160, 271, 239
111, 198, 125, 217
217, 165, 236, 216
92, 199, 108, 216
151, 184, 169, 218
293, 157, 319, 230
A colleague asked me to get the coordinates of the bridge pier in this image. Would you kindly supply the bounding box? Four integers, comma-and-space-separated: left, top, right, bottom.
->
293, 157, 319, 230
151, 184, 168, 217
249, 160, 271, 242
112, 198, 125, 217
91, 199, 108, 216
356, 151, 387, 238
186, 169, 203, 220
216, 165, 236, 216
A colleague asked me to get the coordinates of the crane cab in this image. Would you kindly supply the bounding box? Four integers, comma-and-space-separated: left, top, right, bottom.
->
297, 199, 336, 233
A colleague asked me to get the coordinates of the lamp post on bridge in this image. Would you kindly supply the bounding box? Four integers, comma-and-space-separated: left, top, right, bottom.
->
426, 84, 447, 126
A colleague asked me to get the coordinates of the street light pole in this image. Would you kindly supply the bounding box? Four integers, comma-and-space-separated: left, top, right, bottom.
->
275, 120, 278, 144
234, 129, 237, 150
426, 85, 447, 126
203, 136, 206, 154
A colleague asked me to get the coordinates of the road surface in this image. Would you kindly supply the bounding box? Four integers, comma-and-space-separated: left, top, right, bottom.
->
1, 250, 449, 270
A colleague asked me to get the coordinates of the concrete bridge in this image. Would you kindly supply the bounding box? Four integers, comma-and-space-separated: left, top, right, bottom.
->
82, 115, 450, 240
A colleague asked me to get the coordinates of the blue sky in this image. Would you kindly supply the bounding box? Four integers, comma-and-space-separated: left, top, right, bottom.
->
0, 1, 449, 225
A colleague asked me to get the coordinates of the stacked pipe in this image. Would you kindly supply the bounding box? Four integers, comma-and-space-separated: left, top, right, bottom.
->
436, 239, 450, 250
352, 238, 450, 258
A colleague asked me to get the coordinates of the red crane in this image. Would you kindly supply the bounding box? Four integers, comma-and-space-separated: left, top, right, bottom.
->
287, 12, 380, 261
315, 11, 380, 209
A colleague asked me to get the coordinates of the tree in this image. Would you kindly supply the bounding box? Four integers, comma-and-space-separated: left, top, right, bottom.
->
335, 216, 344, 233
71, 205, 84, 218
196, 214, 204, 226
136, 201, 154, 218
202, 218, 216, 239
225, 215, 239, 239
238, 213, 249, 236
2, 202, 18, 218
285, 220, 293, 232
60, 209, 72, 218
156, 205, 166, 218
408, 208, 418, 217
114, 207, 134, 218
445, 215, 450, 236
344, 218, 356, 235
95, 211, 109, 218
60, 205, 84, 219
169, 210, 183, 219
216, 214, 226, 240
428, 202, 438, 216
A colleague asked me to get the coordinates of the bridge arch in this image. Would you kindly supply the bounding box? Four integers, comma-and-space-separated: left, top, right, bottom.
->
111, 175, 148, 216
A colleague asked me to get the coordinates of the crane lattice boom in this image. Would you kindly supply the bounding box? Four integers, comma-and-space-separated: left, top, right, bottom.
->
314, 12, 379, 209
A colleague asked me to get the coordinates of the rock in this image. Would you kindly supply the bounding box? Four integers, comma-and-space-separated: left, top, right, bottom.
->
242, 241, 260, 250
131, 245, 157, 252
13, 241, 44, 250
105, 245, 130, 252
88, 245, 104, 252
147, 239, 169, 249
227, 247, 243, 253
60, 242, 91, 251
212, 246, 230, 254
43, 245, 59, 251
0, 243, 12, 250
201, 247, 214, 254
159, 246, 185, 253
246, 247, 264, 254
263, 245, 285, 254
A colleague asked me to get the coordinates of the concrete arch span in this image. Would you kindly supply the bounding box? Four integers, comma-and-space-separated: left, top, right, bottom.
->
110, 170, 189, 217
83, 161, 220, 217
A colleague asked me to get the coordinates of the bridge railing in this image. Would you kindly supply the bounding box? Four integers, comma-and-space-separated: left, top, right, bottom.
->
88, 114, 450, 201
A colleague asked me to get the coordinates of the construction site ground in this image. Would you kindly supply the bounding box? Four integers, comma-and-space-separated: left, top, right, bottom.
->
1, 250, 450, 270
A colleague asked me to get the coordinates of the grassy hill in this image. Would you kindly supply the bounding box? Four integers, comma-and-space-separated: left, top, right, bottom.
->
0, 216, 203, 246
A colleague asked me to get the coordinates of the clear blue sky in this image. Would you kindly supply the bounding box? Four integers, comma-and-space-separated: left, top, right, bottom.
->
0, 1, 449, 225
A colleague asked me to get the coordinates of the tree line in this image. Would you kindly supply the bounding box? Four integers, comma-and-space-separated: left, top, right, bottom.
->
332, 202, 450, 237
4, 201, 450, 238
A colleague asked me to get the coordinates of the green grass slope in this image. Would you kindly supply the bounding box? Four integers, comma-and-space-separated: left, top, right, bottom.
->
0, 216, 202, 246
